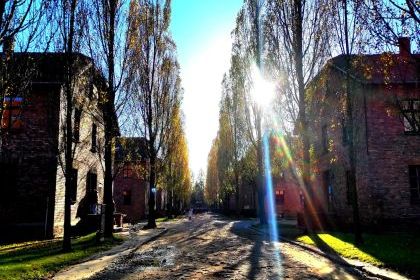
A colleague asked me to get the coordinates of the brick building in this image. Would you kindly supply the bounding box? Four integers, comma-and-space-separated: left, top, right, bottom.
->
306, 38, 420, 229
0, 53, 108, 240
114, 137, 149, 223
274, 175, 304, 218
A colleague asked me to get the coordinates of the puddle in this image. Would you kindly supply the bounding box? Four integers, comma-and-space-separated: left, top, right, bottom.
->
90, 245, 178, 278
130, 245, 177, 268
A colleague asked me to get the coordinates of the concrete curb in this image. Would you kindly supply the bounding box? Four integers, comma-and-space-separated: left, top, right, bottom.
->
249, 225, 407, 280
53, 228, 168, 280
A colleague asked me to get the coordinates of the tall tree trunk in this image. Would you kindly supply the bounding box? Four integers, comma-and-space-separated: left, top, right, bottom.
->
63, 0, 77, 252
343, 0, 363, 244
104, 0, 117, 238
234, 170, 240, 216
146, 151, 157, 228
292, 0, 313, 229
254, 0, 267, 225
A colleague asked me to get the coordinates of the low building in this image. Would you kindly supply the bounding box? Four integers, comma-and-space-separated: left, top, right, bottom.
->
274, 175, 304, 218
306, 38, 420, 230
114, 137, 149, 223
0, 52, 109, 240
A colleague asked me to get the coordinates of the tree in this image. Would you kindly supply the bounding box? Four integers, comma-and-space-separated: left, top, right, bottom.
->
328, 0, 364, 244
1, 0, 53, 139
360, 0, 419, 51
264, 0, 331, 228
126, 0, 180, 229
191, 170, 205, 209
162, 104, 192, 217
62, 0, 79, 252
85, 0, 130, 238
229, 3, 267, 223
217, 89, 235, 212
46, 0, 91, 251
219, 72, 248, 215
205, 138, 220, 207
0, 0, 41, 47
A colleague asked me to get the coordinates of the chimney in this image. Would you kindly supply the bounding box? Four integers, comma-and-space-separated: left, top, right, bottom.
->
398, 37, 411, 56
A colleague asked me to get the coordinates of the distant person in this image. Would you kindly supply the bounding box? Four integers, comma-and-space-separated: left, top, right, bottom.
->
188, 208, 193, 220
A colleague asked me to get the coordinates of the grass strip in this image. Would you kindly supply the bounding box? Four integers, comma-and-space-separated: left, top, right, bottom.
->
0, 233, 123, 280
296, 232, 420, 277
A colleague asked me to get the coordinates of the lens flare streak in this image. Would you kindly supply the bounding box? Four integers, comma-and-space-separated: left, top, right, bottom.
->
263, 133, 283, 278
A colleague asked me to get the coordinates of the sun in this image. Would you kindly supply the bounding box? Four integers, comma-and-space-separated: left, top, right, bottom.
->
250, 63, 276, 108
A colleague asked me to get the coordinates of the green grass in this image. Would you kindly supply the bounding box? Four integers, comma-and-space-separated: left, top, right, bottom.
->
0, 233, 123, 280
296, 232, 420, 277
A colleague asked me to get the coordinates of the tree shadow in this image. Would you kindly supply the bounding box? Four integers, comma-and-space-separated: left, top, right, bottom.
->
247, 237, 264, 280
306, 233, 369, 278
230, 220, 281, 279
0, 234, 99, 265
312, 232, 420, 279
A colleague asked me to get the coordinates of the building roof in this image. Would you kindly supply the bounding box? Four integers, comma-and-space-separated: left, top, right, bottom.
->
0, 52, 96, 83
1, 52, 120, 135
115, 137, 149, 162
327, 53, 419, 85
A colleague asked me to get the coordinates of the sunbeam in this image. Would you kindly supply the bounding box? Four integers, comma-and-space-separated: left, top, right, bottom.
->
273, 132, 325, 231
263, 133, 283, 279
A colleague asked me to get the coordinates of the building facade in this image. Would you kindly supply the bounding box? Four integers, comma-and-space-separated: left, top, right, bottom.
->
274, 175, 304, 218
114, 137, 149, 223
307, 38, 420, 229
0, 53, 107, 240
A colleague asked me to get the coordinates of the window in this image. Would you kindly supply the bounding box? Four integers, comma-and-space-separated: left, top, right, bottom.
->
275, 190, 285, 205
70, 168, 78, 204
346, 170, 355, 205
123, 190, 131, 205
86, 172, 97, 194
401, 100, 420, 134
86, 171, 98, 213
409, 165, 420, 204
73, 108, 81, 142
324, 170, 333, 210
299, 191, 304, 206
342, 119, 349, 146
88, 80, 94, 100
322, 125, 328, 152
1, 97, 23, 130
123, 165, 130, 178
91, 123, 97, 152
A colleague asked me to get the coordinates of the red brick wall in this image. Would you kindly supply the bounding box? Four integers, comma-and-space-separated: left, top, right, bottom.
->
307, 62, 420, 228
0, 86, 60, 239
365, 84, 420, 221
114, 162, 148, 223
274, 180, 303, 217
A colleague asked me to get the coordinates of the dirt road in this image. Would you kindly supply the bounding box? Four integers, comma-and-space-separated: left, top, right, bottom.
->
89, 213, 378, 279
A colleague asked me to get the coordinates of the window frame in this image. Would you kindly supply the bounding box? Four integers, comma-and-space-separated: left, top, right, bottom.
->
401, 99, 420, 135
342, 118, 349, 146
275, 189, 285, 205
346, 170, 355, 205
70, 168, 78, 204
409, 165, 420, 204
73, 108, 81, 143
123, 190, 132, 205
1, 96, 24, 131
123, 164, 131, 178
322, 124, 328, 153
91, 123, 97, 152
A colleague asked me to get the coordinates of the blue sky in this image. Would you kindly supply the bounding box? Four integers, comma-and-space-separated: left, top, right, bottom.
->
170, 0, 243, 176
